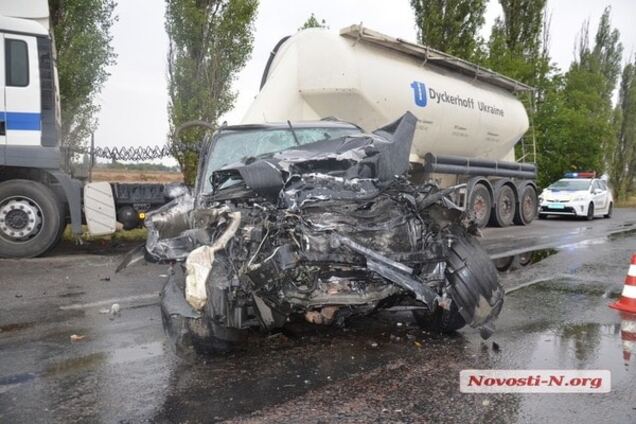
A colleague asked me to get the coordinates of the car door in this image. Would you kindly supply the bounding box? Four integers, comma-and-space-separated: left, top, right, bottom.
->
4, 34, 41, 147
0, 33, 5, 164
591, 180, 607, 212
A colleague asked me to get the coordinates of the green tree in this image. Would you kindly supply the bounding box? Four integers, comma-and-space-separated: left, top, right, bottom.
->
410, 0, 486, 61
609, 59, 636, 199
486, 0, 549, 89
166, 0, 258, 185
486, 0, 551, 178
49, 0, 117, 149
587, 7, 623, 166
299, 13, 327, 30
534, 8, 623, 186
591, 8, 623, 95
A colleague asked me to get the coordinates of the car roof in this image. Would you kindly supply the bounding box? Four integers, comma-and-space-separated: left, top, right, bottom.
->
558, 178, 592, 182
218, 120, 362, 132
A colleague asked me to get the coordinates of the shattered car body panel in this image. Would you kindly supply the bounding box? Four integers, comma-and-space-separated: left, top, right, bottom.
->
147, 113, 503, 351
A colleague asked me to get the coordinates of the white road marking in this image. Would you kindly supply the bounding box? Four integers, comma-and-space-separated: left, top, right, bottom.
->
59, 293, 160, 310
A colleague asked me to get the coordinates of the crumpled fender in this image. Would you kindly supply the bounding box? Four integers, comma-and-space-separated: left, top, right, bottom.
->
185, 211, 241, 310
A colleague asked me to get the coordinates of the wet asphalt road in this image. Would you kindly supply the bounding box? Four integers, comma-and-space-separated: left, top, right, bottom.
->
1, 209, 635, 423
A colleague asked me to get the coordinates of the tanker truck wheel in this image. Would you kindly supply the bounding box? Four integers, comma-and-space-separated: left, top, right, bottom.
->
490, 184, 517, 227
513, 184, 538, 225
0, 180, 62, 258
467, 183, 492, 228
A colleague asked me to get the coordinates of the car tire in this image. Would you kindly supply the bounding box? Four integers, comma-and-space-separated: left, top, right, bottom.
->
586, 203, 594, 220
538, 213, 547, 220
0, 180, 63, 258
413, 300, 466, 334
490, 184, 517, 227
414, 227, 503, 337
513, 185, 538, 225
467, 183, 492, 228
604, 202, 613, 219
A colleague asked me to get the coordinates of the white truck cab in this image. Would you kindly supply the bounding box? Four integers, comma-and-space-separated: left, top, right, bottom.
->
0, 0, 116, 258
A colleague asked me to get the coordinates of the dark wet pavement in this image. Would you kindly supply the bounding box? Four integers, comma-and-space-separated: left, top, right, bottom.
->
1, 209, 636, 423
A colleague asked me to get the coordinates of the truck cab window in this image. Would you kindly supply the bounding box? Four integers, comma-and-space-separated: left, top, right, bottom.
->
6, 39, 29, 87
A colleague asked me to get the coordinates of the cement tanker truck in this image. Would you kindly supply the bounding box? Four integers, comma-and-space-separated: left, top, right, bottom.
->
242, 25, 537, 228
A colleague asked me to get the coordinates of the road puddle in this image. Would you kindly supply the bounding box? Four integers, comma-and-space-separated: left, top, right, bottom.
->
108, 341, 165, 365
495, 248, 558, 272
44, 352, 108, 377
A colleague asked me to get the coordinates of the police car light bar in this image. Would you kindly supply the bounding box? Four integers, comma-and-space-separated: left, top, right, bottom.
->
564, 171, 596, 178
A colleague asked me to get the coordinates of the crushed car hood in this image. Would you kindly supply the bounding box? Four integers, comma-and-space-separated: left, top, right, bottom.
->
210, 113, 417, 208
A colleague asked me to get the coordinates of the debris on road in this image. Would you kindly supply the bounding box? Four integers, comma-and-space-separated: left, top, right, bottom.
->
70, 334, 86, 342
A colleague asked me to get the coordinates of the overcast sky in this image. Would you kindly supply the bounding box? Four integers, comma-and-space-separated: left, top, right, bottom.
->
93, 0, 636, 158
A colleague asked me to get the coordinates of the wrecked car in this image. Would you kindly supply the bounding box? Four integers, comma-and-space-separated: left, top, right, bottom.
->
142, 113, 503, 354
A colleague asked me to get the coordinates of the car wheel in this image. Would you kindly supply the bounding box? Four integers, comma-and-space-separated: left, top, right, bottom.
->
604, 202, 613, 218
586, 203, 594, 220
413, 300, 466, 334
468, 183, 492, 228
538, 213, 547, 220
414, 227, 503, 337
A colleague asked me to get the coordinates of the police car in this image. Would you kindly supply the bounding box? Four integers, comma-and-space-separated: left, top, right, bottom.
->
538, 172, 614, 220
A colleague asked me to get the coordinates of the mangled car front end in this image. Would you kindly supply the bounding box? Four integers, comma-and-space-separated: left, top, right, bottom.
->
146, 113, 503, 354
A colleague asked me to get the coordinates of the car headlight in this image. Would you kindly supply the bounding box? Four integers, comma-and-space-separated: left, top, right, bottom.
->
538, 196, 544, 203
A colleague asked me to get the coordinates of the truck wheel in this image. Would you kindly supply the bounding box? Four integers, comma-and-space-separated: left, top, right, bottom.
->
0, 180, 62, 258
493, 255, 515, 272
490, 184, 517, 227
467, 183, 492, 228
513, 185, 537, 225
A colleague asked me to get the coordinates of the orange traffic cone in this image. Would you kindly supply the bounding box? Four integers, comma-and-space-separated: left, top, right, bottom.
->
610, 254, 636, 313
619, 313, 636, 366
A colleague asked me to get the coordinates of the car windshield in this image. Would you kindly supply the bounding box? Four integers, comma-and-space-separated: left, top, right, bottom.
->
547, 179, 591, 191
202, 126, 361, 192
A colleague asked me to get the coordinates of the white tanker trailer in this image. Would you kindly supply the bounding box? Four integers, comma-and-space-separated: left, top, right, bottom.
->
242, 25, 538, 227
